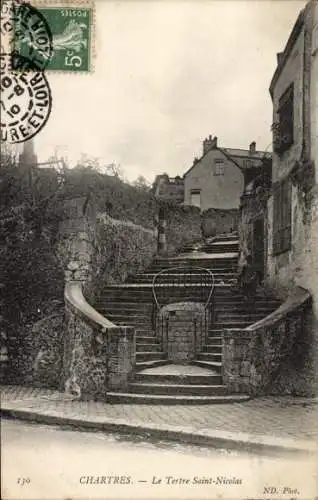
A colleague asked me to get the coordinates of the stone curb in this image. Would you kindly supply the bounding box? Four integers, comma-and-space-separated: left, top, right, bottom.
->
2, 406, 317, 456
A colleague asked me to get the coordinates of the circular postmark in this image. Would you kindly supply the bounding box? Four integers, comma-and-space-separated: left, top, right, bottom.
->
1, 0, 53, 70
1, 52, 52, 143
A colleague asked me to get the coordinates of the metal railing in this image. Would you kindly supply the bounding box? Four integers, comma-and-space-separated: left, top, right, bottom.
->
151, 266, 215, 351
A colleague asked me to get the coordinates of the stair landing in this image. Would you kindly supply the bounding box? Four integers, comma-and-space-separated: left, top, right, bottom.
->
140, 364, 215, 376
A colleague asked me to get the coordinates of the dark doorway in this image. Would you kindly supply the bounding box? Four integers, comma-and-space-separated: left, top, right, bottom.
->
253, 218, 265, 283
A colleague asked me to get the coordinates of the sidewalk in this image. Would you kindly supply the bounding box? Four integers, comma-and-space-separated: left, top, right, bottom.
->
1, 384, 318, 455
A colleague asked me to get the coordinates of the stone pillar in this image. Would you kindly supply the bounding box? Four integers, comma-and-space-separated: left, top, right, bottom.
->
157, 205, 167, 255
107, 326, 135, 390
57, 196, 96, 286
158, 302, 206, 362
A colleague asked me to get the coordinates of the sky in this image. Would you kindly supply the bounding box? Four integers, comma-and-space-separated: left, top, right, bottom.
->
34, 0, 307, 182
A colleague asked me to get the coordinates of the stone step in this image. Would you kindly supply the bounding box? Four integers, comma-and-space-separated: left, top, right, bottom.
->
215, 313, 267, 321
202, 247, 239, 254
129, 276, 236, 282
102, 283, 237, 290
213, 321, 254, 328
131, 272, 237, 279
104, 313, 150, 320
150, 263, 238, 271
104, 318, 152, 326
135, 343, 162, 353
201, 245, 239, 253
127, 382, 228, 396
147, 264, 237, 271
95, 304, 151, 312
130, 278, 237, 285
206, 336, 222, 345
97, 310, 152, 318
136, 352, 165, 362
136, 336, 160, 343
203, 239, 239, 244
155, 255, 238, 262
135, 329, 156, 335
134, 372, 222, 385
103, 319, 152, 328
214, 295, 280, 302
99, 288, 276, 300
192, 360, 222, 372
107, 392, 249, 405
197, 353, 223, 362
203, 344, 222, 353
135, 360, 169, 370
213, 304, 280, 311
155, 254, 238, 260
203, 240, 239, 246
147, 267, 237, 274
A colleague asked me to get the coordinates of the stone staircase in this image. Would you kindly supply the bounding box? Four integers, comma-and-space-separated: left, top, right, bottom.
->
94, 233, 281, 403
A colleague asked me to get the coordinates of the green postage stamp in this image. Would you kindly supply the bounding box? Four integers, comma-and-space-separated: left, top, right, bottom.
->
16, 0, 94, 72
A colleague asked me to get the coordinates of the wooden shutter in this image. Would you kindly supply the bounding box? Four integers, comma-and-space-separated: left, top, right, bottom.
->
273, 178, 291, 255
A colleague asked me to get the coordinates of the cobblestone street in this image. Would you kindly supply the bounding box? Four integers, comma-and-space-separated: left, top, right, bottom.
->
2, 385, 318, 444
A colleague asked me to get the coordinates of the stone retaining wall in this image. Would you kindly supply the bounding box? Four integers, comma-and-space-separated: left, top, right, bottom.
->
223, 287, 314, 396
202, 208, 239, 238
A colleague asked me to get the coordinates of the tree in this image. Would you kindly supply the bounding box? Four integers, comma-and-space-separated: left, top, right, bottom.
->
103, 162, 124, 179
132, 175, 151, 191
76, 154, 125, 179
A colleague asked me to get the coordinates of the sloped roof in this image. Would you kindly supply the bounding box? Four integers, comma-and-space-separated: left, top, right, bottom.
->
183, 146, 271, 177
223, 147, 271, 161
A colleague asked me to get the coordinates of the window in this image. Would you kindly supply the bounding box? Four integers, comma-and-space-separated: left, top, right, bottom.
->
190, 189, 201, 208
214, 159, 224, 176
273, 84, 294, 154
273, 178, 292, 255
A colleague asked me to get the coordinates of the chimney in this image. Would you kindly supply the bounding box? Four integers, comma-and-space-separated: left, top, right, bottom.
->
203, 135, 218, 155
276, 52, 284, 65
249, 141, 256, 154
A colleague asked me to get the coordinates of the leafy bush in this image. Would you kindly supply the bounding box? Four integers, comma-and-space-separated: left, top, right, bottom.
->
60, 165, 157, 229
92, 214, 156, 289
0, 154, 65, 383
164, 203, 202, 253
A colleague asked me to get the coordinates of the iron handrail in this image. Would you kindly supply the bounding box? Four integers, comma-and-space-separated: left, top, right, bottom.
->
152, 265, 215, 311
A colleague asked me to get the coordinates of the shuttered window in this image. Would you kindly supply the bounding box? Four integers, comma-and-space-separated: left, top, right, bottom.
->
273, 178, 292, 255
276, 84, 294, 154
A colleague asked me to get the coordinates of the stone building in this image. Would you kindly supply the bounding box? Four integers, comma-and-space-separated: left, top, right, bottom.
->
265, 0, 317, 327
183, 136, 271, 212
153, 137, 271, 239
152, 174, 184, 204
153, 137, 271, 213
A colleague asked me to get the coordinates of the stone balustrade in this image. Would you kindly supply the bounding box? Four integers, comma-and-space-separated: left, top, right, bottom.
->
64, 281, 135, 400
222, 287, 312, 395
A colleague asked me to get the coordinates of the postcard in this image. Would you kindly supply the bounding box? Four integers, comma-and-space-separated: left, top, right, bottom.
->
1, 0, 317, 499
